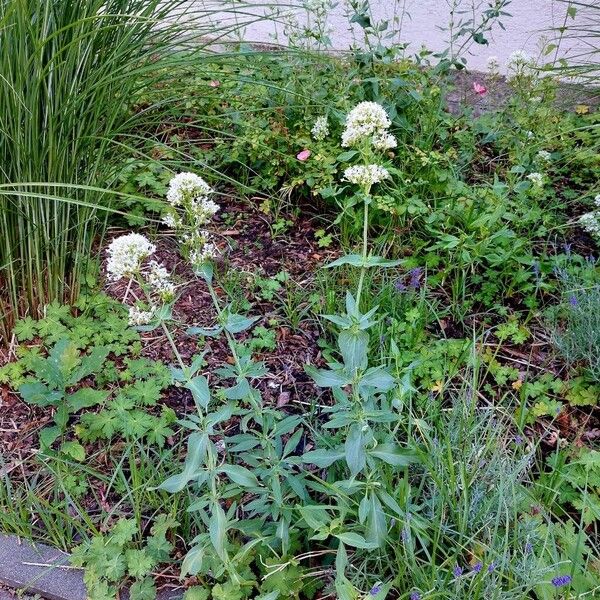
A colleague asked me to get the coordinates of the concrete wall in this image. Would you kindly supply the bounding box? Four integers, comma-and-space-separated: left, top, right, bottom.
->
190, 0, 594, 73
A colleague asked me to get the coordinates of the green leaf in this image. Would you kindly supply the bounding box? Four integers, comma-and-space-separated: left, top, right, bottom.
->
19, 382, 62, 406
157, 433, 207, 493
322, 254, 364, 268
222, 377, 251, 400
183, 587, 210, 600
302, 448, 345, 467
66, 388, 108, 411
305, 365, 350, 388
365, 493, 386, 547
185, 376, 210, 410
39, 426, 61, 449
129, 576, 156, 600
219, 464, 259, 488
345, 424, 366, 476
334, 532, 376, 549
181, 544, 205, 577
126, 549, 156, 579
224, 313, 259, 334
338, 330, 369, 373
369, 444, 418, 467
186, 325, 223, 338
209, 502, 228, 560
61, 441, 86, 461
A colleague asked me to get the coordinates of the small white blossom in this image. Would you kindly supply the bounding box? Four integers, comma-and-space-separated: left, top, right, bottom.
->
526, 131, 535, 139
341, 101, 392, 148
537, 150, 552, 162
128, 305, 155, 326
344, 164, 390, 187
146, 261, 175, 302
311, 116, 329, 141
580, 211, 600, 239
162, 212, 181, 229
527, 172, 544, 188
372, 131, 397, 151
594, 194, 600, 208
486, 55, 500, 75
106, 233, 155, 281
506, 50, 536, 80
190, 241, 218, 268
190, 197, 220, 226
166, 172, 212, 206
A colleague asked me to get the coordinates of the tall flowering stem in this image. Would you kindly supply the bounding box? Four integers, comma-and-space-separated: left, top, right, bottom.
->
340, 102, 395, 307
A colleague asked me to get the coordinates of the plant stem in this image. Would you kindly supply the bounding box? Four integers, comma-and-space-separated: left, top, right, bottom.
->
355, 191, 370, 309
205, 276, 243, 372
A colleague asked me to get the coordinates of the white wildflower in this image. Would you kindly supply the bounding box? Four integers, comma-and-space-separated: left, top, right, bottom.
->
311, 116, 329, 141
146, 261, 175, 302
486, 55, 500, 75
537, 150, 552, 162
344, 164, 390, 187
166, 172, 212, 206
341, 101, 392, 148
190, 241, 218, 268
106, 233, 155, 281
527, 172, 544, 188
526, 131, 535, 139
372, 131, 397, 151
190, 197, 220, 226
162, 212, 182, 229
506, 50, 536, 80
595, 194, 600, 208
580, 212, 600, 239
128, 305, 155, 326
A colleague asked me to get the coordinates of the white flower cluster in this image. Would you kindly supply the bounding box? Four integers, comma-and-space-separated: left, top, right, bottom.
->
147, 260, 175, 302
341, 101, 396, 150
164, 172, 221, 268
166, 172, 212, 207
486, 55, 500, 76
311, 116, 329, 141
344, 164, 390, 187
128, 305, 156, 326
106, 233, 156, 281
506, 50, 536, 81
579, 195, 600, 240
527, 172, 544, 188
537, 150, 552, 162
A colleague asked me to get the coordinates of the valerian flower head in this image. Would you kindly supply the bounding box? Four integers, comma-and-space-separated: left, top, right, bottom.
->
527, 172, 544, 188
166, 172, 212, 206
506, 50, 536, 80
190, 197, 220, 226
486, 55, 500, 75
146, 260, 175, 302
537, 150, 552, 162
311, 115, 329, 141
341, 101, 392, 148
128, 305, 155, 326
189, 240, 218, 269
344, 164, 390, 187
580, 211, 600, 239
372, 130, 397, 151
106, 233, 156, 281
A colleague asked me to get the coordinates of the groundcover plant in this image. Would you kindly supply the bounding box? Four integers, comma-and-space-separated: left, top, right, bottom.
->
0, 2, 599, 600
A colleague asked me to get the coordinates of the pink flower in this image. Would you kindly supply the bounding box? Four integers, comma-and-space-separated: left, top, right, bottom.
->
473, 82, 487, 96
210, 80, 221, 88
297, 149, 311, 161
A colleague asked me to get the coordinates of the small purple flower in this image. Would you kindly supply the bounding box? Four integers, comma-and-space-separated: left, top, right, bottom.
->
370, 585, 382, 596
394, 278, 408, 292
569, 295, 578, 307
410, 592, 421, 600
533, 261, 541, 280
472, 562, 482, 573
514, 435, 523, 445
408, 267, 423, 290
551, 575, 572, 588
487, 562, 496, 573
524, 541, 533, 554
453, 565, 463, 578
401, 526, 410, 543
563, 243, 572, 257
